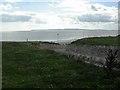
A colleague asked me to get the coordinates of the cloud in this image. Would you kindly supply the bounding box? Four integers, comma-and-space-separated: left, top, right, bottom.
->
1, 0, 117, 24
3, 0, 22, 3
0, 4, 15, 10
1, 11, 49, 24
1, 14, 32, 22
91, 5, 98, 11
1, 11, 34, 22
31, 14, 47, 24
49, 0, 118, 24
76, 14, 116, 22
52, 0, 90, 13
0, 0, 118, 31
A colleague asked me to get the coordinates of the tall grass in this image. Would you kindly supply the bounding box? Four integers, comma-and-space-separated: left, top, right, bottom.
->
2, 42, 120, 88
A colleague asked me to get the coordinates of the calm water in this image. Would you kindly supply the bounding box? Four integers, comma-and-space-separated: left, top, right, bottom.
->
1, 29, 118, 43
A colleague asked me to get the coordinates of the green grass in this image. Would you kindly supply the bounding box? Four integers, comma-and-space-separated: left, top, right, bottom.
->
2, 42, 120, 88
30, 41, 59, 45
71, 35, 120, 46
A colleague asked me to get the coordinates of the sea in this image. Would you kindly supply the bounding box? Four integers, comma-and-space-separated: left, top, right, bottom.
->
1, 29, 119, 43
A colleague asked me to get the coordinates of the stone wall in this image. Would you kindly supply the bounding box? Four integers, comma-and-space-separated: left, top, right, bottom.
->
66, 45, 120, 66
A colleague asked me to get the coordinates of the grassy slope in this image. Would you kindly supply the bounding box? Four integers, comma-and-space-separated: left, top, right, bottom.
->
2, 42, 120, 88
71, 35, 120, 46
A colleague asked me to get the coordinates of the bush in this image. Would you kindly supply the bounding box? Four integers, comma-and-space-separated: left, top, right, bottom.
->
103, 49, 118, 78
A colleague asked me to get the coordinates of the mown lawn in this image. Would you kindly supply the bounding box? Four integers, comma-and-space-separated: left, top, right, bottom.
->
2, 42, 120, 88
71, 35, 120, 46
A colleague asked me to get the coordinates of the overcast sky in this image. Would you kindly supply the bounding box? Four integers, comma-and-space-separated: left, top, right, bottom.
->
0, 0, 119, 31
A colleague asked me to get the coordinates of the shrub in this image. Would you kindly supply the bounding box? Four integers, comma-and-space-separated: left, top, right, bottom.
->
103, 49, 118, 78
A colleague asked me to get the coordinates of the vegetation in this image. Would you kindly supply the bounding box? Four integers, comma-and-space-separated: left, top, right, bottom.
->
2, 42, 120, 88
71, 35, 120, 46
30, 41, 59, 45
2, 41, 59, 45
103, 49, 118, 78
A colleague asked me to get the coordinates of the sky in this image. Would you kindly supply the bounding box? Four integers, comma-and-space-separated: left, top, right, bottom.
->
0, 0, 119, 31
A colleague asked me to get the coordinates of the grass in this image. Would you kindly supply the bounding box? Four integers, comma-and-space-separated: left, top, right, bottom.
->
71, 35, 120, 46
2, 42, 120, 88
30, 41, 59, 45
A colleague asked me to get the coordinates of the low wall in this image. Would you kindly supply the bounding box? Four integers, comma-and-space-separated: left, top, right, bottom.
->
66, 45, 120, 66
